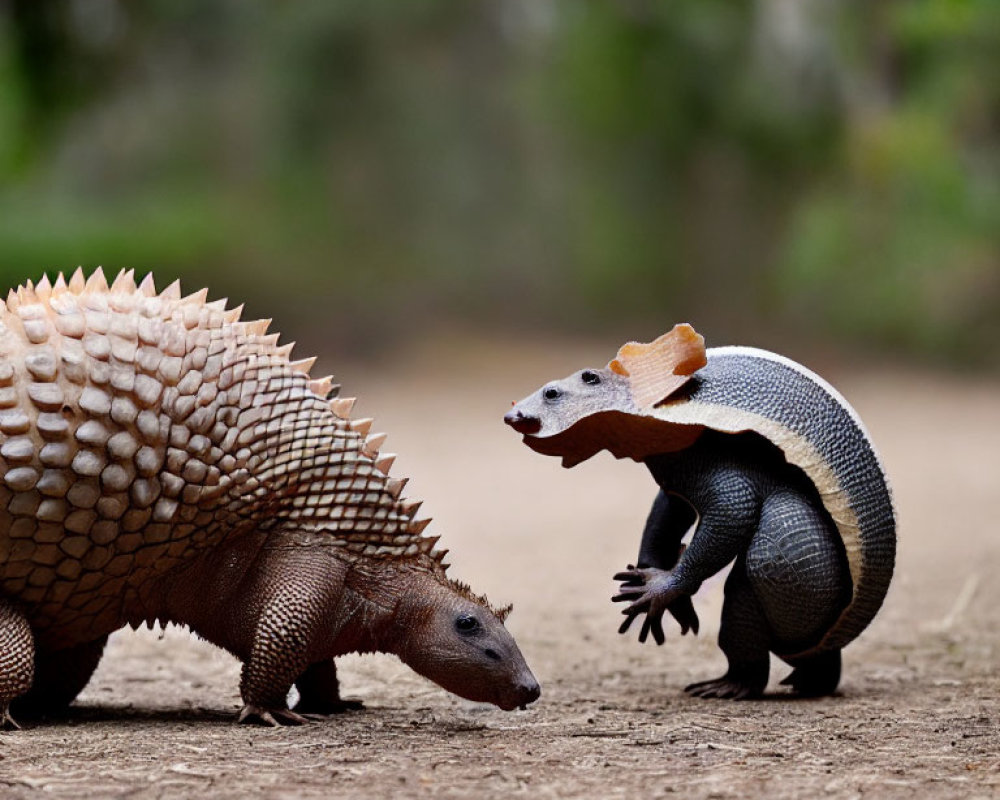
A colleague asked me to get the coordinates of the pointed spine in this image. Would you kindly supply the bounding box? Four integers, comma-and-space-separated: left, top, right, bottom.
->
289, 356, 316, 374
224, 303, 244, 323
68, 267, 86, 293
160, 279, 181, 300
184, 287, 209, 305
138, 272, 156, 296
409, 518, 432, 535
309, 376, 334, 398
387, 477, 407, 498
374, 453, 396, 474
111, 268, 136, 293
350, 418, 373, 436
330, 397, 356, 419
363, 432, 387, 457
35, 274, 52, 301
86, 267, 109, 293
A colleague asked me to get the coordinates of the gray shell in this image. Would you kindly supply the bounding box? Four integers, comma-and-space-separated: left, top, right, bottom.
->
651, 346, 896, 656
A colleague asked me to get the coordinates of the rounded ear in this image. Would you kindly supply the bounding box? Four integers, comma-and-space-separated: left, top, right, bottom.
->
608, 323, 706, 409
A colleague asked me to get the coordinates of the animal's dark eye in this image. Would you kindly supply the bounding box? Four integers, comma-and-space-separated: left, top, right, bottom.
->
455, 614, 480, 634
543, 386, 562, 402
581, 370, 601, 385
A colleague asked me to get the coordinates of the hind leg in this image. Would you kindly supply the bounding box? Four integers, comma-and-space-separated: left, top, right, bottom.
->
0, 599, 34, 729
12, 636, 108, 719
685, 557, 770, 699
293, 660, 364, 715
780, 649, 841, 696
747, 490, 849, 696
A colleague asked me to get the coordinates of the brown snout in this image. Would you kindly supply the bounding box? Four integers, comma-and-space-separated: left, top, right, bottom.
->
503, 408, 541, 435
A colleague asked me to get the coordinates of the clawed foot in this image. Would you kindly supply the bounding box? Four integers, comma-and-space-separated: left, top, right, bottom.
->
238, 704, 314, 727
612, 565, 699, 644
1, 704, 21, 731
685, 672, 765, 700
293, 698, 364, 716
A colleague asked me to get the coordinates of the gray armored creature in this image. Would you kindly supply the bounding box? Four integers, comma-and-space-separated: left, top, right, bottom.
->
0, 268, 539, 728
504, 324, 895, 699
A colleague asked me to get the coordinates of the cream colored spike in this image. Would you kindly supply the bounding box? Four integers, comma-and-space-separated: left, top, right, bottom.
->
242, 319, 271, 336
86, 266, 109, 293
309, 376, 334, 398
363, 433, 387, 457
18, 280, 36, 304
330, 397, 356, 419
184, 287, 209, 305
289, 356, 316, 374
68, 267, 86, 293
6, 288, 18, 311
387, 477, 407, 498
35, 274, 52, 301
224, 303, 244, 323
160, 279, 181, 300
374, 453, 396, 474
350, 418, 373, 436
111, 269, 136, 293
138, 272, 157, 296
53, 272, 67, 294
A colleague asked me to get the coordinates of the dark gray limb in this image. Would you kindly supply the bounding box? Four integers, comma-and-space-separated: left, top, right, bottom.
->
12, 635, 108, 718
745, 490, 849, 653
685, 557, 770, 699
293, 660, 364, 715
669, 472, 759, 596
780, 650, 842, 696
636, 490, 697, 570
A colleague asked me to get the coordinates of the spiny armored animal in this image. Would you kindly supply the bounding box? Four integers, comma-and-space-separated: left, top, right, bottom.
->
0, 268, 539, 728
504, 324, 895, 699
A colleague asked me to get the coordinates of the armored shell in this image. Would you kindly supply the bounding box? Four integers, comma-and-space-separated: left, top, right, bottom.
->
0, 268, 440, 650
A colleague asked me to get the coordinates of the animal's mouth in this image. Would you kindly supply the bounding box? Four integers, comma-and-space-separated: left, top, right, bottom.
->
503, 409, 541, 435
496, 678, 541, 711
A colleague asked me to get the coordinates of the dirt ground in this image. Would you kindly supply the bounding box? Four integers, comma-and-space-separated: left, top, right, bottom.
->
1, 335, 997, 799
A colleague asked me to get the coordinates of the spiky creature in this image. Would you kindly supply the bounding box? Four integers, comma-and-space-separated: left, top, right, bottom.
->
0, 268, 539, 728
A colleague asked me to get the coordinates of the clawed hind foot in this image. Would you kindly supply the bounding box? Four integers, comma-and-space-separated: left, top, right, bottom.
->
684, 676, 763, 700
685, 663, 767, 700
237, 704, 314, 727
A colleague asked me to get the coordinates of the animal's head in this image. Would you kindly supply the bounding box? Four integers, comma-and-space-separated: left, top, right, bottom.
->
504, 324, 708, 466
394, 574, 540, 711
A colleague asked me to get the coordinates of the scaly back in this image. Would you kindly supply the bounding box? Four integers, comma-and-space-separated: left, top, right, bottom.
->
0, 269, 443, 640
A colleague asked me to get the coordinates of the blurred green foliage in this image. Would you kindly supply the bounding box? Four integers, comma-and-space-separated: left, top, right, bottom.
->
0, 0, 997, 363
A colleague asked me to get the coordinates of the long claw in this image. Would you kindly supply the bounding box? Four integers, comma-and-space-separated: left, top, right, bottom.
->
238, 704, 310, 726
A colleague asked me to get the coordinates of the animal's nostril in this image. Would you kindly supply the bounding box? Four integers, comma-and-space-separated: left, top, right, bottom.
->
503, 410, 542, 435
521, 681, 541, 703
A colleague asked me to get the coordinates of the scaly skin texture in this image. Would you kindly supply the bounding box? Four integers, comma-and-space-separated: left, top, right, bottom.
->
504, 328, 895, 699
0, 268, 539, 728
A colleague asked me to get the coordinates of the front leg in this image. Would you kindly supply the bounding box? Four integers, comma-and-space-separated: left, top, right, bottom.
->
613, 491, 700, 642
293, 660, 364, 715
615, 477, 758, 644
237, 551, 346, 726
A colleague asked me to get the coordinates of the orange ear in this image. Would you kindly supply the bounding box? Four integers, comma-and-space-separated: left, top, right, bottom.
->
609, 324, 707, 408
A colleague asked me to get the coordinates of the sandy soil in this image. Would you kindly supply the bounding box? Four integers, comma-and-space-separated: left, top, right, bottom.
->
1, 336, 997, 799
